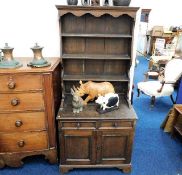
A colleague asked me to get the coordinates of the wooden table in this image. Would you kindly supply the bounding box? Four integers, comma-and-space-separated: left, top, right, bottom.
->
172, 105, 182, 137
148, 34, 176, 56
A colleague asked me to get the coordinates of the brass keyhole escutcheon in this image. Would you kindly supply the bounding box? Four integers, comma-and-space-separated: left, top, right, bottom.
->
77, 122, 80, 128
113, 122, 118, 128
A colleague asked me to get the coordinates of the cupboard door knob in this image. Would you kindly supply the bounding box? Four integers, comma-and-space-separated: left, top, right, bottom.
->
8, 81, 16, 89
15, 120, 23, 127
11, 98, 20, 106
97, 146, 101, 150
17, 140, 25, 147
77, 122, 80, 128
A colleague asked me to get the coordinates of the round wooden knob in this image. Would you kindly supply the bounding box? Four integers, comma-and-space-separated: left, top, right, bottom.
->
17, 140, 25, 147
15, 120, 23, 127
8, 81, 16, 89
97, 146, 101, 150
11, 98, 19, 106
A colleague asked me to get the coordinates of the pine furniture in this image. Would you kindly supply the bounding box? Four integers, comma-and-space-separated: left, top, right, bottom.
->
0, 57, 61, 168
56, 5, 138, 174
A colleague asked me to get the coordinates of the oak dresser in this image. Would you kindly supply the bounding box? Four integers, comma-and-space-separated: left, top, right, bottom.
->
0, 57, 61, 168
56, 5, 138, 174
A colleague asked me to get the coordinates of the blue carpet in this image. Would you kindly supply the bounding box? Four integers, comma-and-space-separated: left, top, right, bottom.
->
1, 56, 182, 175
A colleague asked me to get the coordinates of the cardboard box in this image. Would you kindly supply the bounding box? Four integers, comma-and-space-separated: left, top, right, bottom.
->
166, 43, 176, 50
162, 30, 173, 37
151, 26, 164, 37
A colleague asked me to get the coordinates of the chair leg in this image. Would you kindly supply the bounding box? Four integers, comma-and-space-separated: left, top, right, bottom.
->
151, 96, 155, 107
170, 95, 175, 104
137, 88, 140, 97
131, 91, 134, 105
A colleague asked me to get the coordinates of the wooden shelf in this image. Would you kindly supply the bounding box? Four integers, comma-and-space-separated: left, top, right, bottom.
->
60, 6, 135, 98
59, 95, 135, 120
62, 33, 132, 38
63, 74, 129, 82
62, 54, 131, 60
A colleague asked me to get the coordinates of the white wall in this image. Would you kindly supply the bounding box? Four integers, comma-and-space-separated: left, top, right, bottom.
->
0, 0, 181, 57
0, 0, 65, 57
130, 0, 182, 28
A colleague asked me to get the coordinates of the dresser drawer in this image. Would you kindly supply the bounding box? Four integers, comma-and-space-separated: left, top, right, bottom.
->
0, 112, 46, 132
0, 92, 44, 111
0, 74, 42, 92
99, 120, 133, 129
0, 131, 48, 152
59, 121, 96, 129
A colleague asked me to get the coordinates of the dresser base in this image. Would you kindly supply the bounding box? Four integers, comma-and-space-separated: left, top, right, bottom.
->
0, 148, 57, 168
59, 164, 132, 174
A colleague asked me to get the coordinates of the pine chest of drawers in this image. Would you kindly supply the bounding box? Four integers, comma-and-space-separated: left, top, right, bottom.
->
0, 57, 61, 168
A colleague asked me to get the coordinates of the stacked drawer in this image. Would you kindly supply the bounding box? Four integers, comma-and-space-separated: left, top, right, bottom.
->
0, 74, 48, 153
0, 57, 61, 168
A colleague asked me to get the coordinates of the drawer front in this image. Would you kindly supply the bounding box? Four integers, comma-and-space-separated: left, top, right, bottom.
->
0, 112, 46, 132
0, 131, 48, 152
0, 74, 42, 92
99, 120, 133, 129
0, 93, 44, 111
59, 121, 96, 129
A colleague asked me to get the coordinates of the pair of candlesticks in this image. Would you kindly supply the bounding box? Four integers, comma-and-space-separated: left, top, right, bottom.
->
0, 43, 50, 68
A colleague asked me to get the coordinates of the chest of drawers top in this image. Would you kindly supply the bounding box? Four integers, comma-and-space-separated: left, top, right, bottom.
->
0, 57, 60, 74
0, 57, 60, 92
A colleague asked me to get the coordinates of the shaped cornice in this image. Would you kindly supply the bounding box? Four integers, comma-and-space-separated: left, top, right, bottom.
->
56, 5, 139, 19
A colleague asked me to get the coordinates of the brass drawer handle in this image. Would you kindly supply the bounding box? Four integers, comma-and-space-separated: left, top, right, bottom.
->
17, 140, 25, 147
15, 120, 23, 127
11, 98, 20, 106
8, 81, 16, 89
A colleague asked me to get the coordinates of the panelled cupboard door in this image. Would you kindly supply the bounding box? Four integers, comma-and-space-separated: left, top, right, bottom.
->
96, 129, 134, 164
60, 130, 96, 165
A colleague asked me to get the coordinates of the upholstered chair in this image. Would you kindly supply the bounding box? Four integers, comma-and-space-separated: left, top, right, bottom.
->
137, 58, 182, 106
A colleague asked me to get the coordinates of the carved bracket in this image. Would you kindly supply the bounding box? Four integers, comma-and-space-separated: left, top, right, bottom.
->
0, 148, 57, 168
